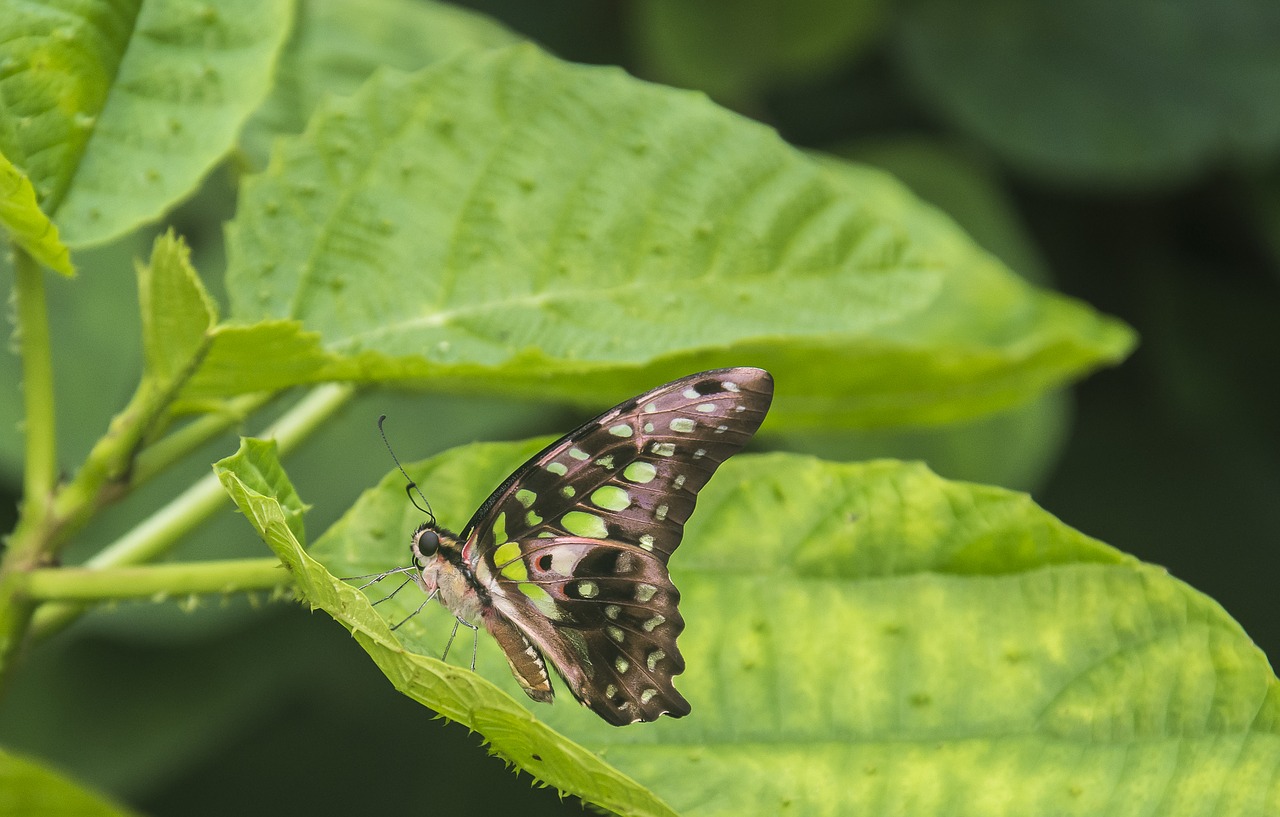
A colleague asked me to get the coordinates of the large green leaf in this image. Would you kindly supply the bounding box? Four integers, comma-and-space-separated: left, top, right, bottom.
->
213, 438, 679, 817
896, 0, 1280, 186
304, 438, 1280, 816
0, 0, 291, 248
779, 138, 1071, 489
0, 747, 138, 817
215, 44, 1132, 429
241, 0, 519, 167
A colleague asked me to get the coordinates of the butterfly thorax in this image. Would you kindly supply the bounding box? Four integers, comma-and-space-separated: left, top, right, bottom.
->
411, 524, 487, 624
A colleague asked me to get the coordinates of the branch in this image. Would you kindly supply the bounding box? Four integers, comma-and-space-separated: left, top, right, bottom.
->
23, 558, 289, 601
29, 382, 355, 640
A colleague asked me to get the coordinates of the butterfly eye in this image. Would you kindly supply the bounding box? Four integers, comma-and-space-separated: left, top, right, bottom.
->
412, 528, 440, 565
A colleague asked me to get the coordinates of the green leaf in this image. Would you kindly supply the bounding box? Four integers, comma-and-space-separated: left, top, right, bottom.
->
212, 438, 679, 817
0, 0, 292, 248
214, 438, 307, 546
896, 0, 1280, 186
242, 0, 520, 167
137, 230, 217, 386
312, 438, 1280, 817
781, 139, 1070, 488
632, 0, 889, 104
0, 153, 73, 276
222, 44, 1133, 429
0, 747, 139, 817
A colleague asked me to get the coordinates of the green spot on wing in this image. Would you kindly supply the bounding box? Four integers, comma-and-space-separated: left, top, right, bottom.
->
562, 511, 608, 538
516, 488, 536, 508
623, 461, 657, 484
492, 511, 507, 543
493, 540, 521, 566
590, 486, 631, 512
519, 582, 558, 616
501, 560, 529, 581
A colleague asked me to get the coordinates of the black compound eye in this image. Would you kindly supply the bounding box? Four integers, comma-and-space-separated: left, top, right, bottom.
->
413, 529, 440, 563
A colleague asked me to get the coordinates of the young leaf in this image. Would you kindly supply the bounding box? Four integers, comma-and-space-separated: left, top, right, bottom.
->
0, 0, 291, 248
221, 44, 1133, 428
0, 154, 74, 276
313, 438, 1280, 817
136, 231, 217, 387
0, 747, 139, 817
212, 439, 679, 817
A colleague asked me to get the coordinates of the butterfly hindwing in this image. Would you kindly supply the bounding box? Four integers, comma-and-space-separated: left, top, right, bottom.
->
485, 537, 687, 725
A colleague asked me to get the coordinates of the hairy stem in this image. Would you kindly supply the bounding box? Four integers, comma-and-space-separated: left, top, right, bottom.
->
24, 558, 289, 601
0, 249, 58, 689
7, 248, 57, 548
132, 392, 274, 486
30, 382, 355, 639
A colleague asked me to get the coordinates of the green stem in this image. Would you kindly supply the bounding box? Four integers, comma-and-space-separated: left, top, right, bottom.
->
0, 248, 57, 689
24, 558, 289, 601
30, 382, 355, 639
9, 247, 57, 545
132, 392, 274, 486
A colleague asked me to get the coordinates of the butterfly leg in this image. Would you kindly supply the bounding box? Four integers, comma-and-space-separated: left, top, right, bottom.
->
441, 618, 461, 663
441, 616, 479, 668
370, 575, 414, 606
339, 566, 416, 590
390, 589, 438, 631
467, 620, 479, 671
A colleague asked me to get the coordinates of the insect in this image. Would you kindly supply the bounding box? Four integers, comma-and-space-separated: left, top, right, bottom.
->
365, 367, 773, 725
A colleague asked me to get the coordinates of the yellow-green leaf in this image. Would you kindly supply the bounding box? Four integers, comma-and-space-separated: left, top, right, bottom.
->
136, 230, 217, 386
312, 438, 1280, 816
213, 438, 678, 817
0, 153, 73, 276
220, 44, 1134, 429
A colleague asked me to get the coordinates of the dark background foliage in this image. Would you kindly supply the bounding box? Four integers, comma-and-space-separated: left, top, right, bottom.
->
1, 1, 1277, 814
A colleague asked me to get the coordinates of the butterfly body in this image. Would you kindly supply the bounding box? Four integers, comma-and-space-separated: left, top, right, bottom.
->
397, 367, 773, 726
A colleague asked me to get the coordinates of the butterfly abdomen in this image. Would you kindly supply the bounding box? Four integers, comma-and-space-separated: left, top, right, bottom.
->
484, 610, 554, 703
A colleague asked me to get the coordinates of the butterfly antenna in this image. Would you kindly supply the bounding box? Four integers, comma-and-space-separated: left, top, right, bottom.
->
378, 414, 436, 524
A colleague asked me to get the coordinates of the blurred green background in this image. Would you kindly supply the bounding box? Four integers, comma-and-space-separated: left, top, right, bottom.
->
2, 1, 1278, 814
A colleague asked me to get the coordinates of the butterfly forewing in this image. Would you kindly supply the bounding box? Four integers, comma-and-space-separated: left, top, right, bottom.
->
462, 367, 774, 558
460, 367, 773, 724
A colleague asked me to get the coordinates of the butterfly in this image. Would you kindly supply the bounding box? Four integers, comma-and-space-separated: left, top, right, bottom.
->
367, 367, 773, 726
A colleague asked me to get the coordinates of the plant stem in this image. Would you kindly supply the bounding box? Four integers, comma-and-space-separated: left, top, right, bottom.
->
23, 558, 289, 601
131, 392, 274, 486
0, 248, 57, 689
29, 382, 355, 639
9, 247, 57, 547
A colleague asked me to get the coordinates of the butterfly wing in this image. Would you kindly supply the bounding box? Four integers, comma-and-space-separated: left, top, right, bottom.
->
462, 367, 773, 724
484, 536, 687, 725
